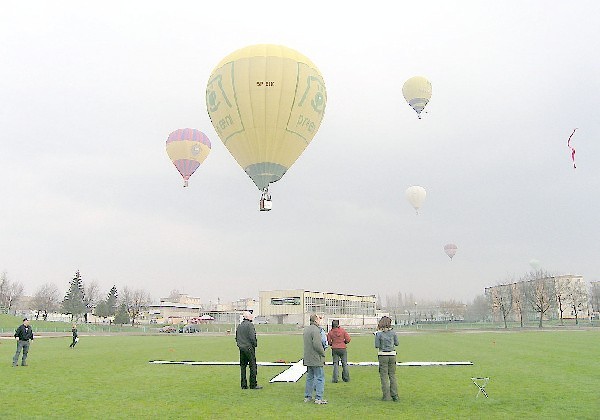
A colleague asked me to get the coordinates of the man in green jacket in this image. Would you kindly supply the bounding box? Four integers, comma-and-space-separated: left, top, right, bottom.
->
303, 314, 327, 404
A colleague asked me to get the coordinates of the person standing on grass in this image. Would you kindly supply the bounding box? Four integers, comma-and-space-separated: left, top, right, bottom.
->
235, 311, 262, 390
13, 318, 34, 367
303, 314, 327, 404
327, 319, 351, 383
375, 316, 399, 402
69, 324, 78, 348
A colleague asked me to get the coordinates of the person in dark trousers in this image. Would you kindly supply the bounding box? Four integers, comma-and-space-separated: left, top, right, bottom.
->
375, 316, 399, 401
235, 311, 262, 390
327, 319, 352, 383
13, 318, 34, 367
69, 324, 78, 348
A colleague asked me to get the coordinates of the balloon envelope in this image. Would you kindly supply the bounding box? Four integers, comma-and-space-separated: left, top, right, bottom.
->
206, 44, 327, 191
405, 186, 426, 214
444, 243, 458, 260
402, 76, 432, 117
529, 259, 541, 271
166, 128, 211, 186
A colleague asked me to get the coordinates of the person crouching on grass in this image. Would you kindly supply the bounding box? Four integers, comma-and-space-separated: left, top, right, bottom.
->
375, 316, 399, 402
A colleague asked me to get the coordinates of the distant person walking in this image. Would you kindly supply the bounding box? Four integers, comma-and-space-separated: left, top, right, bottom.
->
327, 319, 351, 383
235, 311, 262, 390
375, 316, 399, 401
69, 324, 78, 348
303, 314, 327, 404
13, 318, 34, 367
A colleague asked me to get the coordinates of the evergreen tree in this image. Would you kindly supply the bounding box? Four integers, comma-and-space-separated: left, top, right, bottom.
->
106, 285, 118, 316
62, 270, 86, 321
94, 301, 109, 319
114, 303, 129, 325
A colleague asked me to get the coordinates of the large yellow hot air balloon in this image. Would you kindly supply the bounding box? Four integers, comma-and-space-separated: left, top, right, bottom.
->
402, 76, 432, 118
206, 44, 327, 210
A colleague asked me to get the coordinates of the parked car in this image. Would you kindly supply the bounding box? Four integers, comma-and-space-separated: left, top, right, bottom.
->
180, 324, 202, 333
254, 316, 269, 324
159, 325, 177, 333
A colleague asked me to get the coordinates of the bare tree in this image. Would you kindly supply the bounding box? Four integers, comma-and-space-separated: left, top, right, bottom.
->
512, 282, 526, 327
488, 282, 514, 328
554, 277, 570, 326
168, 289, 181, 302
0, 271, 8, 313
83, 280, 101, 323
590, 282, 600, 318
121, 287, 152, 326
465, 294, 490, 322
568, 281, 588, 325
524, 271, 555, 328
438, 299, 466, 322
0, 272, 24, 314
32, 283, 60, 320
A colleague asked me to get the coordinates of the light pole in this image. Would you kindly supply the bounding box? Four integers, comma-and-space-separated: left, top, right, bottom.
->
414, 302, 418, 327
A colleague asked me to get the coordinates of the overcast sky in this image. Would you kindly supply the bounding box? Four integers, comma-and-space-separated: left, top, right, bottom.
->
1, 1, 599, 305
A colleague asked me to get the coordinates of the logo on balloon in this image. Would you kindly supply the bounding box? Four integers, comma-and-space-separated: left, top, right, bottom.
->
206, 75, 231, 113
298, 76, 326, 115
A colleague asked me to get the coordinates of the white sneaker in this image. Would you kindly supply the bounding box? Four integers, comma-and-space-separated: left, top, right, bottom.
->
303, 397, 313, 403
314, 399, 328, 404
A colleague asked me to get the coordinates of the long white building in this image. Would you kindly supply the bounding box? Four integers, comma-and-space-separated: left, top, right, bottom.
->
259, 289, 378, 327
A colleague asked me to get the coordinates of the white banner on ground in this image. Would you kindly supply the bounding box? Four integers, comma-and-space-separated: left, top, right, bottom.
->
269, 360, 307, 383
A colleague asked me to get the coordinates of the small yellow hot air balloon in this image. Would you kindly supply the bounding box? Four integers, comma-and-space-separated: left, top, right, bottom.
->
206, 44, 327, 211
165, 128, 211, 187
402, 76, 432, 118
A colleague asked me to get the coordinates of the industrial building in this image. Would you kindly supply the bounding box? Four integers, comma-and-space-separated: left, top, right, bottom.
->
259, 289, 378, 327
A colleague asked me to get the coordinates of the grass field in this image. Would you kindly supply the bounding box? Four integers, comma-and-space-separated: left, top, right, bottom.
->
1, 319, 598, 419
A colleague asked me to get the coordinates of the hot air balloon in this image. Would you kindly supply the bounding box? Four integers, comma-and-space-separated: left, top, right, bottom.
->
529, 259, 541, 271
444, 243, 457, 260
166, 128, 211, 187
405, 186, 426, 214
402, 76, 432, 119
206, 44, 327, 211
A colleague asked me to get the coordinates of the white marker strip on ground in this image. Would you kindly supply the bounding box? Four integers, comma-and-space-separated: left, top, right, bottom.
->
149, 360, 293, 366
269, 360, 307, 383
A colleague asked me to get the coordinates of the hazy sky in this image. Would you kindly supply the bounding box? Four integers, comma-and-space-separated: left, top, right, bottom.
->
2, 1, 599, 305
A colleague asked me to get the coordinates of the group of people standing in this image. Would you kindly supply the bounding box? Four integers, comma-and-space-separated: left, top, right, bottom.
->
11, 319, 80, 367
235, 313, 399, 404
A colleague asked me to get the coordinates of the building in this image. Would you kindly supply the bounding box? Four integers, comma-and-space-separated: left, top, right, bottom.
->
485, 274, 589, 323
259, 289, 377, 327
147, 293, 203, 324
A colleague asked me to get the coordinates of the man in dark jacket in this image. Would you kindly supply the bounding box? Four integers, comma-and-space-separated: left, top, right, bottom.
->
69, 324, 78, 348
303, 314, 327, 404
235, 311, 262, 389
13, 318, 34, 367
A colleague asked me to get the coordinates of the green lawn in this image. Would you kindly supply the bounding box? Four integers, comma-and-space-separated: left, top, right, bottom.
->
1, 327, 598, 419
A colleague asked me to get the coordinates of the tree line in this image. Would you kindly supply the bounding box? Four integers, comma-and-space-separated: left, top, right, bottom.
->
487, 270, 591, 328
380, 271, 599, 327
1, 270, 152, 326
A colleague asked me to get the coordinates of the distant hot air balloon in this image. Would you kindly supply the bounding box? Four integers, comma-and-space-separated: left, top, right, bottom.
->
529, 259, 541, 271
166, 128, 211, 187
444, 243, 458, 260
405, 186, 427, 215
206, 44, 327, 211
402, 76, 432, 119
